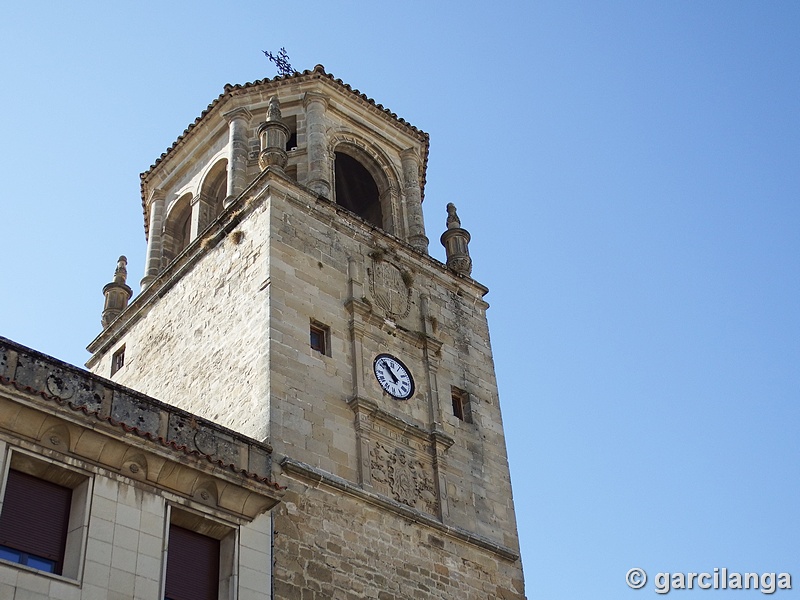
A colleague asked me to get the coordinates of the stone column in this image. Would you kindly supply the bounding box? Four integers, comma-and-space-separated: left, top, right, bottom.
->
140, 189, 165, 290
161, 223, 180, 268
102, 256, 133, 328
400, 149, 429, 254
304, 92, 331, 198
223, 107, 252, 208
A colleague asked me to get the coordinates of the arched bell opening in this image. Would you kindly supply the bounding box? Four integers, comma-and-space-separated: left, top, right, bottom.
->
162, 194, 193, 267
200, 159, 229, 223
333, 151, 383, 229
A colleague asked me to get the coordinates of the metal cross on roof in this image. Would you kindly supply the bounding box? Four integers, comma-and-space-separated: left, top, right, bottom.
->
263, 47, 295, 77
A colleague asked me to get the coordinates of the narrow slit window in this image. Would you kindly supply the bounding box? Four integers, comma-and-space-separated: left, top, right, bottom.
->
111, 345, 125, 375
451, 387, 473, 424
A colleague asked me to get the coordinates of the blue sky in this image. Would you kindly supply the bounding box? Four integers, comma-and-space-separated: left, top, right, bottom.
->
1, 2, 798, 597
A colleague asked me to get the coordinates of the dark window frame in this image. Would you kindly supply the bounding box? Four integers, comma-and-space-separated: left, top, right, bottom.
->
111, 344, 126, 375
451, 387, 473, 424
310, 321, 330, 356
0, 469, 71, 574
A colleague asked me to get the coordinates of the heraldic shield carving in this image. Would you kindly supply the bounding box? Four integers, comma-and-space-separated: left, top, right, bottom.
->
368, 259, 411, 319
369, 442, 439, 516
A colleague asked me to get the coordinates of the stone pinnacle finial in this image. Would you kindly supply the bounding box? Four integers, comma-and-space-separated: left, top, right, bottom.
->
258, 96, 290, 171
267, 96, 282, 122
446, 202, 461, 229
102, 255, 133, 329
113, 255, 127, 283
440, 203, 472, 276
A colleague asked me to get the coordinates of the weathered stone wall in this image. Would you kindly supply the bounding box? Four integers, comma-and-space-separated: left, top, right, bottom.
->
267, 182, 522, 549
91, 197, 273, 441
88, 171, 525, 593
272, 482, 526, 600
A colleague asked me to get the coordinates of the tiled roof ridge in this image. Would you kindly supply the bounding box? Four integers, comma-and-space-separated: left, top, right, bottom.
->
138, 65, 430, 237
140, 64, 428, 182
0, 374, 284, 491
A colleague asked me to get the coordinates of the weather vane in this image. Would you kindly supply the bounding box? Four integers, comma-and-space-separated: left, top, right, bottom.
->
263, 47, 295, 77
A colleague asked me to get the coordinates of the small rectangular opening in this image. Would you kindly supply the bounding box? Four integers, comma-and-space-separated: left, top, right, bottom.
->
452, 394, 464, 421
310, 321, 330, 356
451, 387, 473, 424
111, 345, 125, 375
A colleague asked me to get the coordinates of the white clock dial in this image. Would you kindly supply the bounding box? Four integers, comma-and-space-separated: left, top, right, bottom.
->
373, 354, 415, 400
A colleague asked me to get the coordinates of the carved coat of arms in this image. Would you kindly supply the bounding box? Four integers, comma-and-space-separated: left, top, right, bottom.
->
370, 442, 438, 515
368, 259, 411, 319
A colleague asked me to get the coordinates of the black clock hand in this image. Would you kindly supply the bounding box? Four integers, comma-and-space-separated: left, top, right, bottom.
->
383, 362, 399, 384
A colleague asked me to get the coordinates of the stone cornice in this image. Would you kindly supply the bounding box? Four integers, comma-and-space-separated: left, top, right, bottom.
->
280, 457, 519, 562
303, 90, 329, 109
347, 395, 455, 449
222, 106, 253, 123
1, 336, 282, 522
96, 170, 489, 363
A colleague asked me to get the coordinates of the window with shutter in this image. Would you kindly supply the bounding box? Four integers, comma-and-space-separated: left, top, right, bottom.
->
164, 524, 221, 600
0, 469, 72, 574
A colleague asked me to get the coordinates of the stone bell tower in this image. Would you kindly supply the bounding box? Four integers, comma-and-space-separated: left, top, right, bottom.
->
86, 65, 526, 599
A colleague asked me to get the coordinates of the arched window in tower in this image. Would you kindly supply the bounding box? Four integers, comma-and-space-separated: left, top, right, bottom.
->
178, 210, 191, 250
334, 151, 383, 229
161, 194, 193, 267
200, 160, 228, 223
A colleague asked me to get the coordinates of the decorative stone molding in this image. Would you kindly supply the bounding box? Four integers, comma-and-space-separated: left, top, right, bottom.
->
440, 203, 473, 276
370, 441, 438, 514
346, 395, 453, 520
0, 336, 282, 521
257, 97, 290, 171
367, 255, 412, 319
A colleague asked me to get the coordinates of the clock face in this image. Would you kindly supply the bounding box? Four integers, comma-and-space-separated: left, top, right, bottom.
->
373, 354, 415, 400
